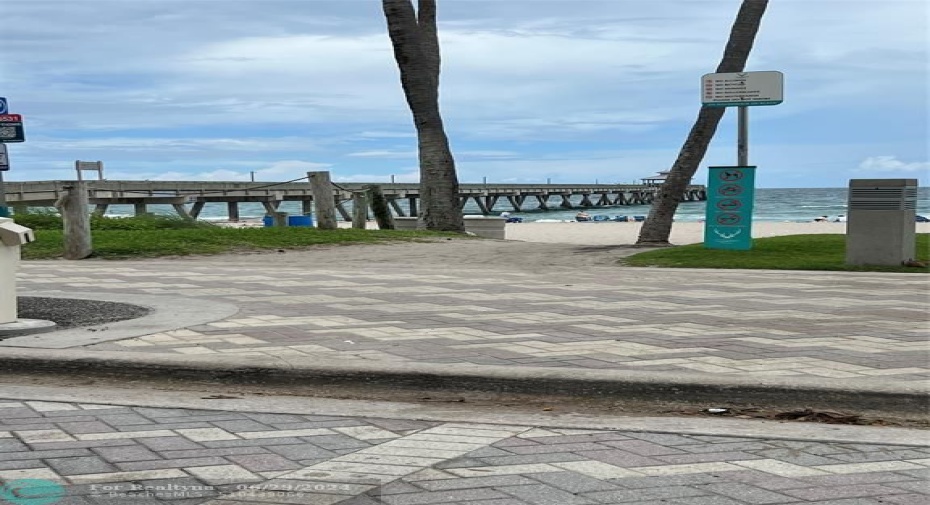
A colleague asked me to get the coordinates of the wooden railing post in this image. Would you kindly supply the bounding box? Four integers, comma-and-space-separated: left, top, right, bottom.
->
365, 185, 394, 230
352, 192, 368, 229
56, 182, 92, 260
308, 171, 337, 230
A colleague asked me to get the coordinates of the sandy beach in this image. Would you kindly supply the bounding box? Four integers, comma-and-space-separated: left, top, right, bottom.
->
221, 219, 929, 246
205, 220, 929, 273
505, 221, 899, 245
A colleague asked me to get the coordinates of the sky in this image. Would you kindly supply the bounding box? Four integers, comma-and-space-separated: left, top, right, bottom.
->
1, 0, 928, 188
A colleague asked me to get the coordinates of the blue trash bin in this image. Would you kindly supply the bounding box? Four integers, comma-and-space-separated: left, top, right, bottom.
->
262, 216, 274, 227
288, 215, 314, 227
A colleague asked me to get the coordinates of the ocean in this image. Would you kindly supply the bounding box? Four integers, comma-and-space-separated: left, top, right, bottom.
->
94, 187, 930, 223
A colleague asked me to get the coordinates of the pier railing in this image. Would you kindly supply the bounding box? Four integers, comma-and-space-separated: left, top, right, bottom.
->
5, 180, 706, 219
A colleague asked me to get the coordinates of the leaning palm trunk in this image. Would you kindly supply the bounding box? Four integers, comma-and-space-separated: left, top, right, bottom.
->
637, 0, 769, 245
382, 0, 464, 232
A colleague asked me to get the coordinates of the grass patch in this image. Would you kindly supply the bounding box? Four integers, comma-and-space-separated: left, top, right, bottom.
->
22, 227, 461, 260
621, 234, 929, 273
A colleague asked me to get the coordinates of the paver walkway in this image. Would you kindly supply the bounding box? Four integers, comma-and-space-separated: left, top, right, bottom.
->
1, 398, 929, 505
15, 257, 929, 383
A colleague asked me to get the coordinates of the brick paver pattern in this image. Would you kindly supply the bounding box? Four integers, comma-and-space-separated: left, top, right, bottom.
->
1, 399, 928, 504
16, 260, 930, 382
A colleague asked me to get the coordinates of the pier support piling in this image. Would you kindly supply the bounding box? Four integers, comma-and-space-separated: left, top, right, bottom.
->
308, 171, 338, 230
189, 201, 205, 219
261, 201, 279, 215
352, 192, 368, 229
534, 195, 549, 211
56, 183, 92, 260
366, 185, 394, 230
388, 199, 405, 217
172, 204, 192, 220
473, 196, 491, 215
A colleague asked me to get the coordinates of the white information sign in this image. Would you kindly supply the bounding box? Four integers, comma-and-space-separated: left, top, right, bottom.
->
76, 161, 103, 171
702, 71, 784, 107
0, 144, 8, 171
75, 160, 105, 180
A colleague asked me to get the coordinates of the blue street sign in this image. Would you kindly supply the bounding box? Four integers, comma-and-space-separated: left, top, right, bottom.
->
705, 166, 756, 250
0, 98, 7, 114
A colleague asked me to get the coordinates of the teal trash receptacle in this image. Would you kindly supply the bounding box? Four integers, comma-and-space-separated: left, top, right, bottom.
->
288, 215, 314, 227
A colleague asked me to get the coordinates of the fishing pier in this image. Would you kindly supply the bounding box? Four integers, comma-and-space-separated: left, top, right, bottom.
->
5, 181, 706, 220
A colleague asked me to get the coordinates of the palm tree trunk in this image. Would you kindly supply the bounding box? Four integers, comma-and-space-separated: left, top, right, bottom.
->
382, 0, 464, 232
637, 0, 769, 245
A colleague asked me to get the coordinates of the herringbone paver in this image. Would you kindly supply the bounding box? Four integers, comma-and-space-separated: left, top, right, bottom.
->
1, 398, 928, 504
12, 259, 930, 383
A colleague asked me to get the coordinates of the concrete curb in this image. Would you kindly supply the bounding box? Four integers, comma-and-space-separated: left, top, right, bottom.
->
3, 383, 927, 446
1, 291, 239, 348
1, 348, 927, 417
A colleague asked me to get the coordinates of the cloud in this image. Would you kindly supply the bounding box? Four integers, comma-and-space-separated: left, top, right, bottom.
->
256, 160, 331, 176
357, 131, 416, 140
22, 137, 323, 152
858, 156, 930, 173
1, 0, 926, 189
334, 170, 419, 183
458, 151, 521, 159
111, 160, 331, 182
147, 169, 252, 182
346, 150, 417, 159
345, 149, 520, 160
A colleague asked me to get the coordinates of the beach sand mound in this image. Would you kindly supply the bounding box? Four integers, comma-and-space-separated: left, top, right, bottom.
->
232, 221, 930, 274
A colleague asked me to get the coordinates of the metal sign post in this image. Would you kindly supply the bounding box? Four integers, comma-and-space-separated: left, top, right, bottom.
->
737, 106, 749, 166
0, 170, 7, 218
0, 96, 9, 217
701, 71, 784, 250
0, 97, 25, 218
0, 145, 8, 217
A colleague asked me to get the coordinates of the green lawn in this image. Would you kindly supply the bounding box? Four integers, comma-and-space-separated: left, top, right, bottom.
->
21, 227, 460, 260
621, 234, 930, 273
